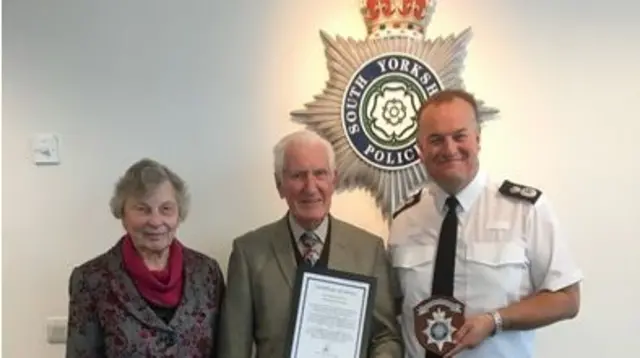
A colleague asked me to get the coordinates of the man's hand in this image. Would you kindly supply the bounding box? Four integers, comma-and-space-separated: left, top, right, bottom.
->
444, 313, 495, 357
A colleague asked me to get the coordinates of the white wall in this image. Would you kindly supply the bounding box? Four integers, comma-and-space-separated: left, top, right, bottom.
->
3, 0, 639, 357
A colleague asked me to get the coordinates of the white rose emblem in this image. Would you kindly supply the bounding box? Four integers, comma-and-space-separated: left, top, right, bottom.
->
366, 81, 421, 144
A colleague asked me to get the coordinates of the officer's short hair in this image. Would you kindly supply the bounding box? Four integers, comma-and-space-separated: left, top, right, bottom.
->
417, 88, 480, 124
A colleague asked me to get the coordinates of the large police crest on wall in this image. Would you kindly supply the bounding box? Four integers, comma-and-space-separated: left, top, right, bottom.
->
291, 0, 499, 220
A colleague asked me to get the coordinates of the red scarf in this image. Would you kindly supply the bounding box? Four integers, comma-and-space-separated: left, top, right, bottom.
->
121, 235, 184, 308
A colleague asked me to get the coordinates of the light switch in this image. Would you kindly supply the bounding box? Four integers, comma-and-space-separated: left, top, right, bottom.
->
46, 316, 68, 344
32, 133, 60, 165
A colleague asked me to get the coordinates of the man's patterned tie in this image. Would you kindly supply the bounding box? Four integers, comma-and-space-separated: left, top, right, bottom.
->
300, 231, 322, 266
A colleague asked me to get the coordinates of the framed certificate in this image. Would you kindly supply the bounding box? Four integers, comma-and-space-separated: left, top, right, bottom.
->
285, 266, 377, 358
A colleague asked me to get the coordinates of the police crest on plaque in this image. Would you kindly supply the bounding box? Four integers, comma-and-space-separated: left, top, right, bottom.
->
290, 0, 499, 220
414, 296, 465, 355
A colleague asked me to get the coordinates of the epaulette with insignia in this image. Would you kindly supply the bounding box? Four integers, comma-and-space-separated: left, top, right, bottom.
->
392, 190, 422, 219
498, 180, 542, 204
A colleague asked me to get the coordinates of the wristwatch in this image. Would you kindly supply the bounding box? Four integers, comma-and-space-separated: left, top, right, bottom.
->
490, 311, 503, 336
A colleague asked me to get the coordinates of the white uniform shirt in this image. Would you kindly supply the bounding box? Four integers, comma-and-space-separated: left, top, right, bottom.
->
388, 170, 583, 358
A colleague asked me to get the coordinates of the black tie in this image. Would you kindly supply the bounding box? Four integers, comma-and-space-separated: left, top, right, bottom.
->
426, 196, 459, 358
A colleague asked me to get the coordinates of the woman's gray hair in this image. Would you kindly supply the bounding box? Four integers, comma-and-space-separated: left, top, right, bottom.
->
109, 158, 190, 222
273, 130, 336, 183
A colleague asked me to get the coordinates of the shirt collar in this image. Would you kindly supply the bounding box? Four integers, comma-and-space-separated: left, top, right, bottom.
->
428, 169, 487, 214
288, 213, 329, 243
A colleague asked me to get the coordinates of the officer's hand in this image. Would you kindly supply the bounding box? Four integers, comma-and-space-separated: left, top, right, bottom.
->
444, 313, 495, 357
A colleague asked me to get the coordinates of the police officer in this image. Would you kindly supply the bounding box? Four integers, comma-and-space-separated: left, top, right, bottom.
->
388, 89, 582, 358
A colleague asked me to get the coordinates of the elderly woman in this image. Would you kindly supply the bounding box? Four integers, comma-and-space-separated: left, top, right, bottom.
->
65, 158, 225, 358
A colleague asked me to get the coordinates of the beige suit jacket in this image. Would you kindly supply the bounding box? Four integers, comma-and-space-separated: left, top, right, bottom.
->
218, 214, 403, 358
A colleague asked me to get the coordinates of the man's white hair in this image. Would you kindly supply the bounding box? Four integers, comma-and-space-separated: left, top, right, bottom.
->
273, 130, 335, 183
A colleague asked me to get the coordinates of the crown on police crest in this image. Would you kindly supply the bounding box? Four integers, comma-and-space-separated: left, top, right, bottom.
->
361, 0, 436, 40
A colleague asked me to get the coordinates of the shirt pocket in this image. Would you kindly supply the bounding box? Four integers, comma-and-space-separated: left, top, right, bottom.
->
391, 245, 436, 296
465, 241, 529, 304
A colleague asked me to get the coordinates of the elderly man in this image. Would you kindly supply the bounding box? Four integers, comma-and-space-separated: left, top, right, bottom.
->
389, 89, 583, 358
218, 130, 403, 358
